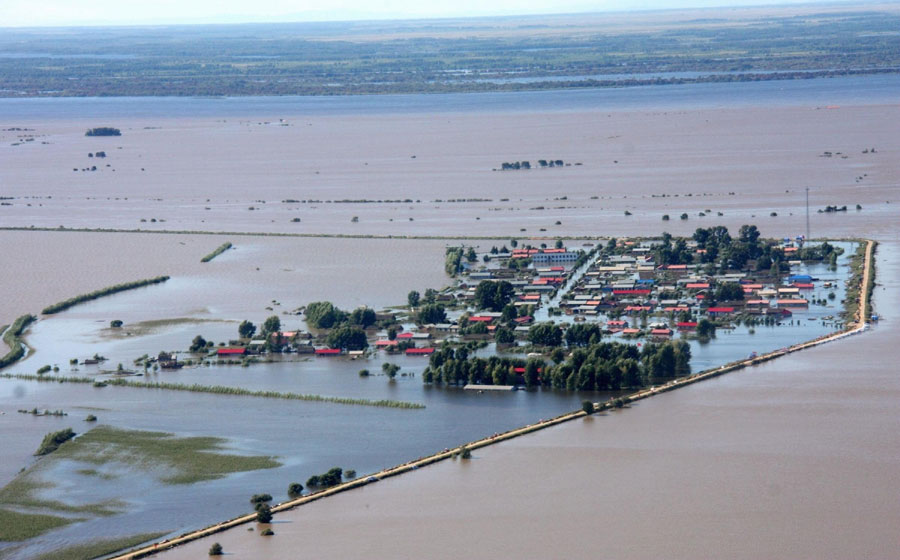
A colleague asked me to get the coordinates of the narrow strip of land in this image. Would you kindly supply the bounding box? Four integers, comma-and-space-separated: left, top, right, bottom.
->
110, 243, 876, 560
0, 226, 599, 242
42, 276, 170, 315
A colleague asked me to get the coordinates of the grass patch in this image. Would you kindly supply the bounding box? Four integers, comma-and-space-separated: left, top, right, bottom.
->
41, 276, 169, 315
51, 426, 280, 485
32, 532, 168, 560
0, 508, 77, 541
0, 373, 425, 409
201, 241, 233, 263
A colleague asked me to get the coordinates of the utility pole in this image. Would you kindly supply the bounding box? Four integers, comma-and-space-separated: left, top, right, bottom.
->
805, 186, 810, 242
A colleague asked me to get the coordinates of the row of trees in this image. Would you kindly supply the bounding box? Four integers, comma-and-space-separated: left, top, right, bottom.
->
422, 340, 691, 391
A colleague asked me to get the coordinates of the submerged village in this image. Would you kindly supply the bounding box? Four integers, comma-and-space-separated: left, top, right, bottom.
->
113, 225, 857, 393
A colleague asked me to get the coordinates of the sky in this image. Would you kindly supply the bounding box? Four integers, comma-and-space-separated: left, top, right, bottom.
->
1, 0, 835, 27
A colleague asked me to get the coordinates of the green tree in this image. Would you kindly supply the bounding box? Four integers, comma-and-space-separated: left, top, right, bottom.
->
524, 359, 541, 387
209, 543, 223, 556
582, 400, 595, 414
387, 325, 400, 340
407, 290, 420, 308
494, 327, 515, 345
382, 362, 400, 379
528, 323, 563, 347
500, 303, 517, 323
349, 307, 376, 328
287, 482, 303, 498
238, 320, 256, 339
445, 247, 464, 276
250, 493, 272, 506
417, 304, 447, 325
256, 504, 273, 523
326, 326, 368, 350
714, 282, 745, 301
189, 335, 207, 352
262, 315, 281, 335
305, 301, 346, 329
565, 323, 601, 347
555, 239, 564, 249
696, 318, 716, 340
474, 280, 515, 312
739, 224, 760, 245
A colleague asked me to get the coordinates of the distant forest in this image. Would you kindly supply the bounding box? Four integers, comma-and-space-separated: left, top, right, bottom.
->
1, 7, 898, 97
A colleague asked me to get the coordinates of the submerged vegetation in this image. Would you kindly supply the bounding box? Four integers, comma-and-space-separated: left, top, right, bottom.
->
200, 241, 233, 263
0, 373, 425, 409
41, 276, 170, 315
48, 426, 280, 485
0, 508, 76, 542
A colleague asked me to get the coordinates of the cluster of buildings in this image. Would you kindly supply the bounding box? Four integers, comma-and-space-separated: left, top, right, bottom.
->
558, 240, 818, 338
195, 239, 827, 361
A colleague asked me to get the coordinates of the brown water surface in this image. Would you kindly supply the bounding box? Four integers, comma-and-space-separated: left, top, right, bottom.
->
161, 241, 900, 559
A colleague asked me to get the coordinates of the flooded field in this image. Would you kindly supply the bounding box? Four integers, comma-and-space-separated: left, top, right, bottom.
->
0, 230, 458, 329
0, 78, 897, 558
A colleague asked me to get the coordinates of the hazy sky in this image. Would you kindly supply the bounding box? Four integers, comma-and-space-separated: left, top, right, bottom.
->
2, 0, 832, 27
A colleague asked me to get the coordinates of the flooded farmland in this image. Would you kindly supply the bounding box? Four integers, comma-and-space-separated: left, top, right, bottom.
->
1, 76, 898, 559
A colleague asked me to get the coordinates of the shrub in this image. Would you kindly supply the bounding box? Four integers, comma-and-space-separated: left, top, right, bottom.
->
344, 469, 356, 479
261, 528, 274, 536
85, 414, 97, 422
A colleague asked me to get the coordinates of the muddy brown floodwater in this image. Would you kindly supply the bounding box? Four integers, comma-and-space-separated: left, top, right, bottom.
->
160, 240, 900, 559
2, 79, 899, 559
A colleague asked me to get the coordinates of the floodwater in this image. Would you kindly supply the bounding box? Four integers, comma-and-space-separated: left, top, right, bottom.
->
1, 76, 898, 558
1, 80, 898, 240
0, 231, 456, 330
160, 240, 900, 560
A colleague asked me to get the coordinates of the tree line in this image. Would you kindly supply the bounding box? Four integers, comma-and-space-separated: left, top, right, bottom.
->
422, 339, 690, 391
